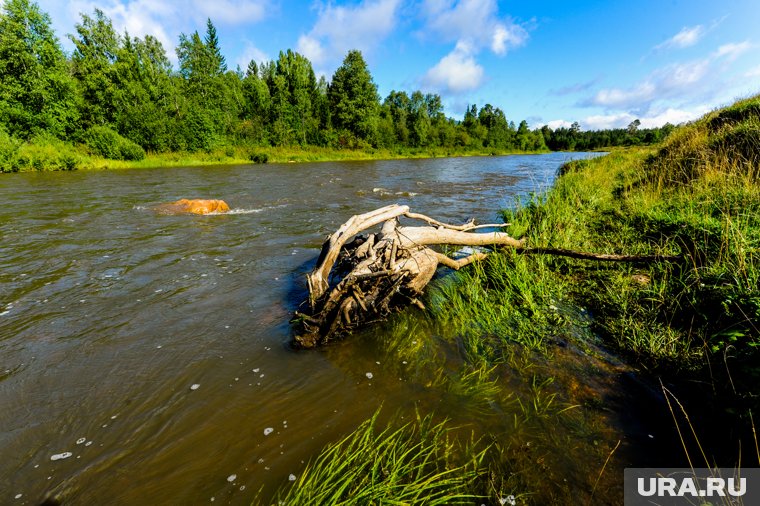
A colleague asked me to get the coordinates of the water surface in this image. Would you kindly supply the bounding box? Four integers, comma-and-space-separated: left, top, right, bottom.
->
1, 153, 640, 504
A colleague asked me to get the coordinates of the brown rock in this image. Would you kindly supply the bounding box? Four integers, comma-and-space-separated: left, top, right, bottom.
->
155, 199, 231, 215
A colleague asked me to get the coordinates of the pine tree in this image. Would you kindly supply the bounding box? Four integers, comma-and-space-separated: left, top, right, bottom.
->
328, 50, 380, 143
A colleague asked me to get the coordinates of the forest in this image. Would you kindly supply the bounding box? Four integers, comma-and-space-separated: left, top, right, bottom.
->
1, 0, 672, 171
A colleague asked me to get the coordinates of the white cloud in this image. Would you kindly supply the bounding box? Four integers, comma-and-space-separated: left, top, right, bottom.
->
423, 40, 484, 94
638, 106, 711, 127
588, 82, 658, 109
236, 41, 268, 70
581, 113, 636, 130
68, 0, 174, 52
580, 105, 711, 130
745, 64, 760, 78
714, 41, 752, 62
584, 42, 748, 110
297, 35, 325, 67
422, 0, 527, 54
545, 119, 573, 130
491, 22, 525, 55
655, 25, 705, 51
419, 0, 527, 96
296, 0, 401, 68
59, 0, 270, 64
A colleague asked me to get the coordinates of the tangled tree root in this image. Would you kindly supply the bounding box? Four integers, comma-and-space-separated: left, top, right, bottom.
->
294, 204, 523, 347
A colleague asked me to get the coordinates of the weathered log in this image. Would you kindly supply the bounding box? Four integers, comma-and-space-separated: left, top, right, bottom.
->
307, 204, 410, 304
295, 205, 523, 347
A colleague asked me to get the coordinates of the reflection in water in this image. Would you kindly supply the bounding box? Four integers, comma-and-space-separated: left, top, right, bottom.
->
0, 153, 659, 505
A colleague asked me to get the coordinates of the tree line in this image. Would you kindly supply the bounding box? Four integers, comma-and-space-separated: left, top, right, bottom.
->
540, 120, 676, 151
0, 0, 671, 167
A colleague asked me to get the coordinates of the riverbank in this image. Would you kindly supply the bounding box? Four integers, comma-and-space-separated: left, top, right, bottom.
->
266, 96, 760, 504
0, 137, 550, 173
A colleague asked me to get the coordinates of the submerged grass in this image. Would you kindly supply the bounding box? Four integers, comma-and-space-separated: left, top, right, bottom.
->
269, 410, 488, 505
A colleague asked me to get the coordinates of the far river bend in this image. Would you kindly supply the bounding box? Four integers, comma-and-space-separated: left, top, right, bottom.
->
1, 153, 667, 505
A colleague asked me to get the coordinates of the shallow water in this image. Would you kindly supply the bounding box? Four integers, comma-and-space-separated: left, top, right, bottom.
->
0, 153, 660, 505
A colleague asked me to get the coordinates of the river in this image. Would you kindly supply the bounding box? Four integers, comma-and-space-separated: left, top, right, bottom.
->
2, 153, 663, 505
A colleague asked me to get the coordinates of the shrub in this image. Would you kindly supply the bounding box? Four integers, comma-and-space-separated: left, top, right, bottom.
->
0, 126, 21, 173
249, 151, 269, 164
9, 133, 82, 172
82, 126, 145, 161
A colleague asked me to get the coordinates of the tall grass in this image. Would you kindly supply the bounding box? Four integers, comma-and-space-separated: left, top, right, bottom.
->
270, 410, 488, 505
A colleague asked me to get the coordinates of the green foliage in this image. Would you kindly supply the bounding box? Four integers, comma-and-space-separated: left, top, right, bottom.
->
248, 151, 268, 164
543, 122, 673, 151
0, 3, 601, 169
112, 34, 176, 152
10, 132, 82, 171
646, 95, 760, 185
82, 125, 145, 160
271, 410, 487, 505
443, 98, 759, 397
328, 50, 380, 143
0, 125, 22, 172
69, 9, 119, 129
0, 0, 79, 139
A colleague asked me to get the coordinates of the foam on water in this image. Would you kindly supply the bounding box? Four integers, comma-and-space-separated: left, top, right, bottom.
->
212, 208, 264, 215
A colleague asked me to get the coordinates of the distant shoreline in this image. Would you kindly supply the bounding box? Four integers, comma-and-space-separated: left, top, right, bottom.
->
1, 144, 563, 173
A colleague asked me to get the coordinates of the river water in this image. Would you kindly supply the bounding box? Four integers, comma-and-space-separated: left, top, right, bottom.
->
1, 153, 662, 505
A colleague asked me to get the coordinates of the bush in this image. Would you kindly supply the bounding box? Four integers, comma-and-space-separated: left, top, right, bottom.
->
82, 126, 145, 161
0, 126, 22, 173
24, 133, 83, 171
249, 151, 269, 164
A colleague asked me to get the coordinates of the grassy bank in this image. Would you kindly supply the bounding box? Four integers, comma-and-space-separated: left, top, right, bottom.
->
267, 95, 759, 505
430, 95, 760, 469
0, 135, 547, 173
442, 94, 760, 373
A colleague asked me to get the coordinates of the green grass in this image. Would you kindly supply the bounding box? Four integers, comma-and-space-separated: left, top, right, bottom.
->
0, 134, 548, 173
268, 410, 488, 506
427, 95, 760, 431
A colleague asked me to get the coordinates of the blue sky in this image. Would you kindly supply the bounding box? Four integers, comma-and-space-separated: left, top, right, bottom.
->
31, 0, 760, 129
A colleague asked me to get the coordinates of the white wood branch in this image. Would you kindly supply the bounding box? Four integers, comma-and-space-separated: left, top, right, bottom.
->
308, 204, 409, 304
395, 226, 525, 249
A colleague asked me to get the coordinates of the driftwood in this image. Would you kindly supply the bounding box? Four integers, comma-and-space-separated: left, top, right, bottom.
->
295, 204, 524, 347
294, 204, 683, 348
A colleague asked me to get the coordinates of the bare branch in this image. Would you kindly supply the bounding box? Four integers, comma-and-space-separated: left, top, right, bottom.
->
396, 226, 525, 248
432, 251, 490, 270
308, 204, 409, 304
403, 211, 508, 231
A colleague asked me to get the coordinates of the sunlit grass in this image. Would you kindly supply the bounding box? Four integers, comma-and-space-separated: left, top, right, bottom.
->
0, 137, 548, 172
269, 410, 488, 506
